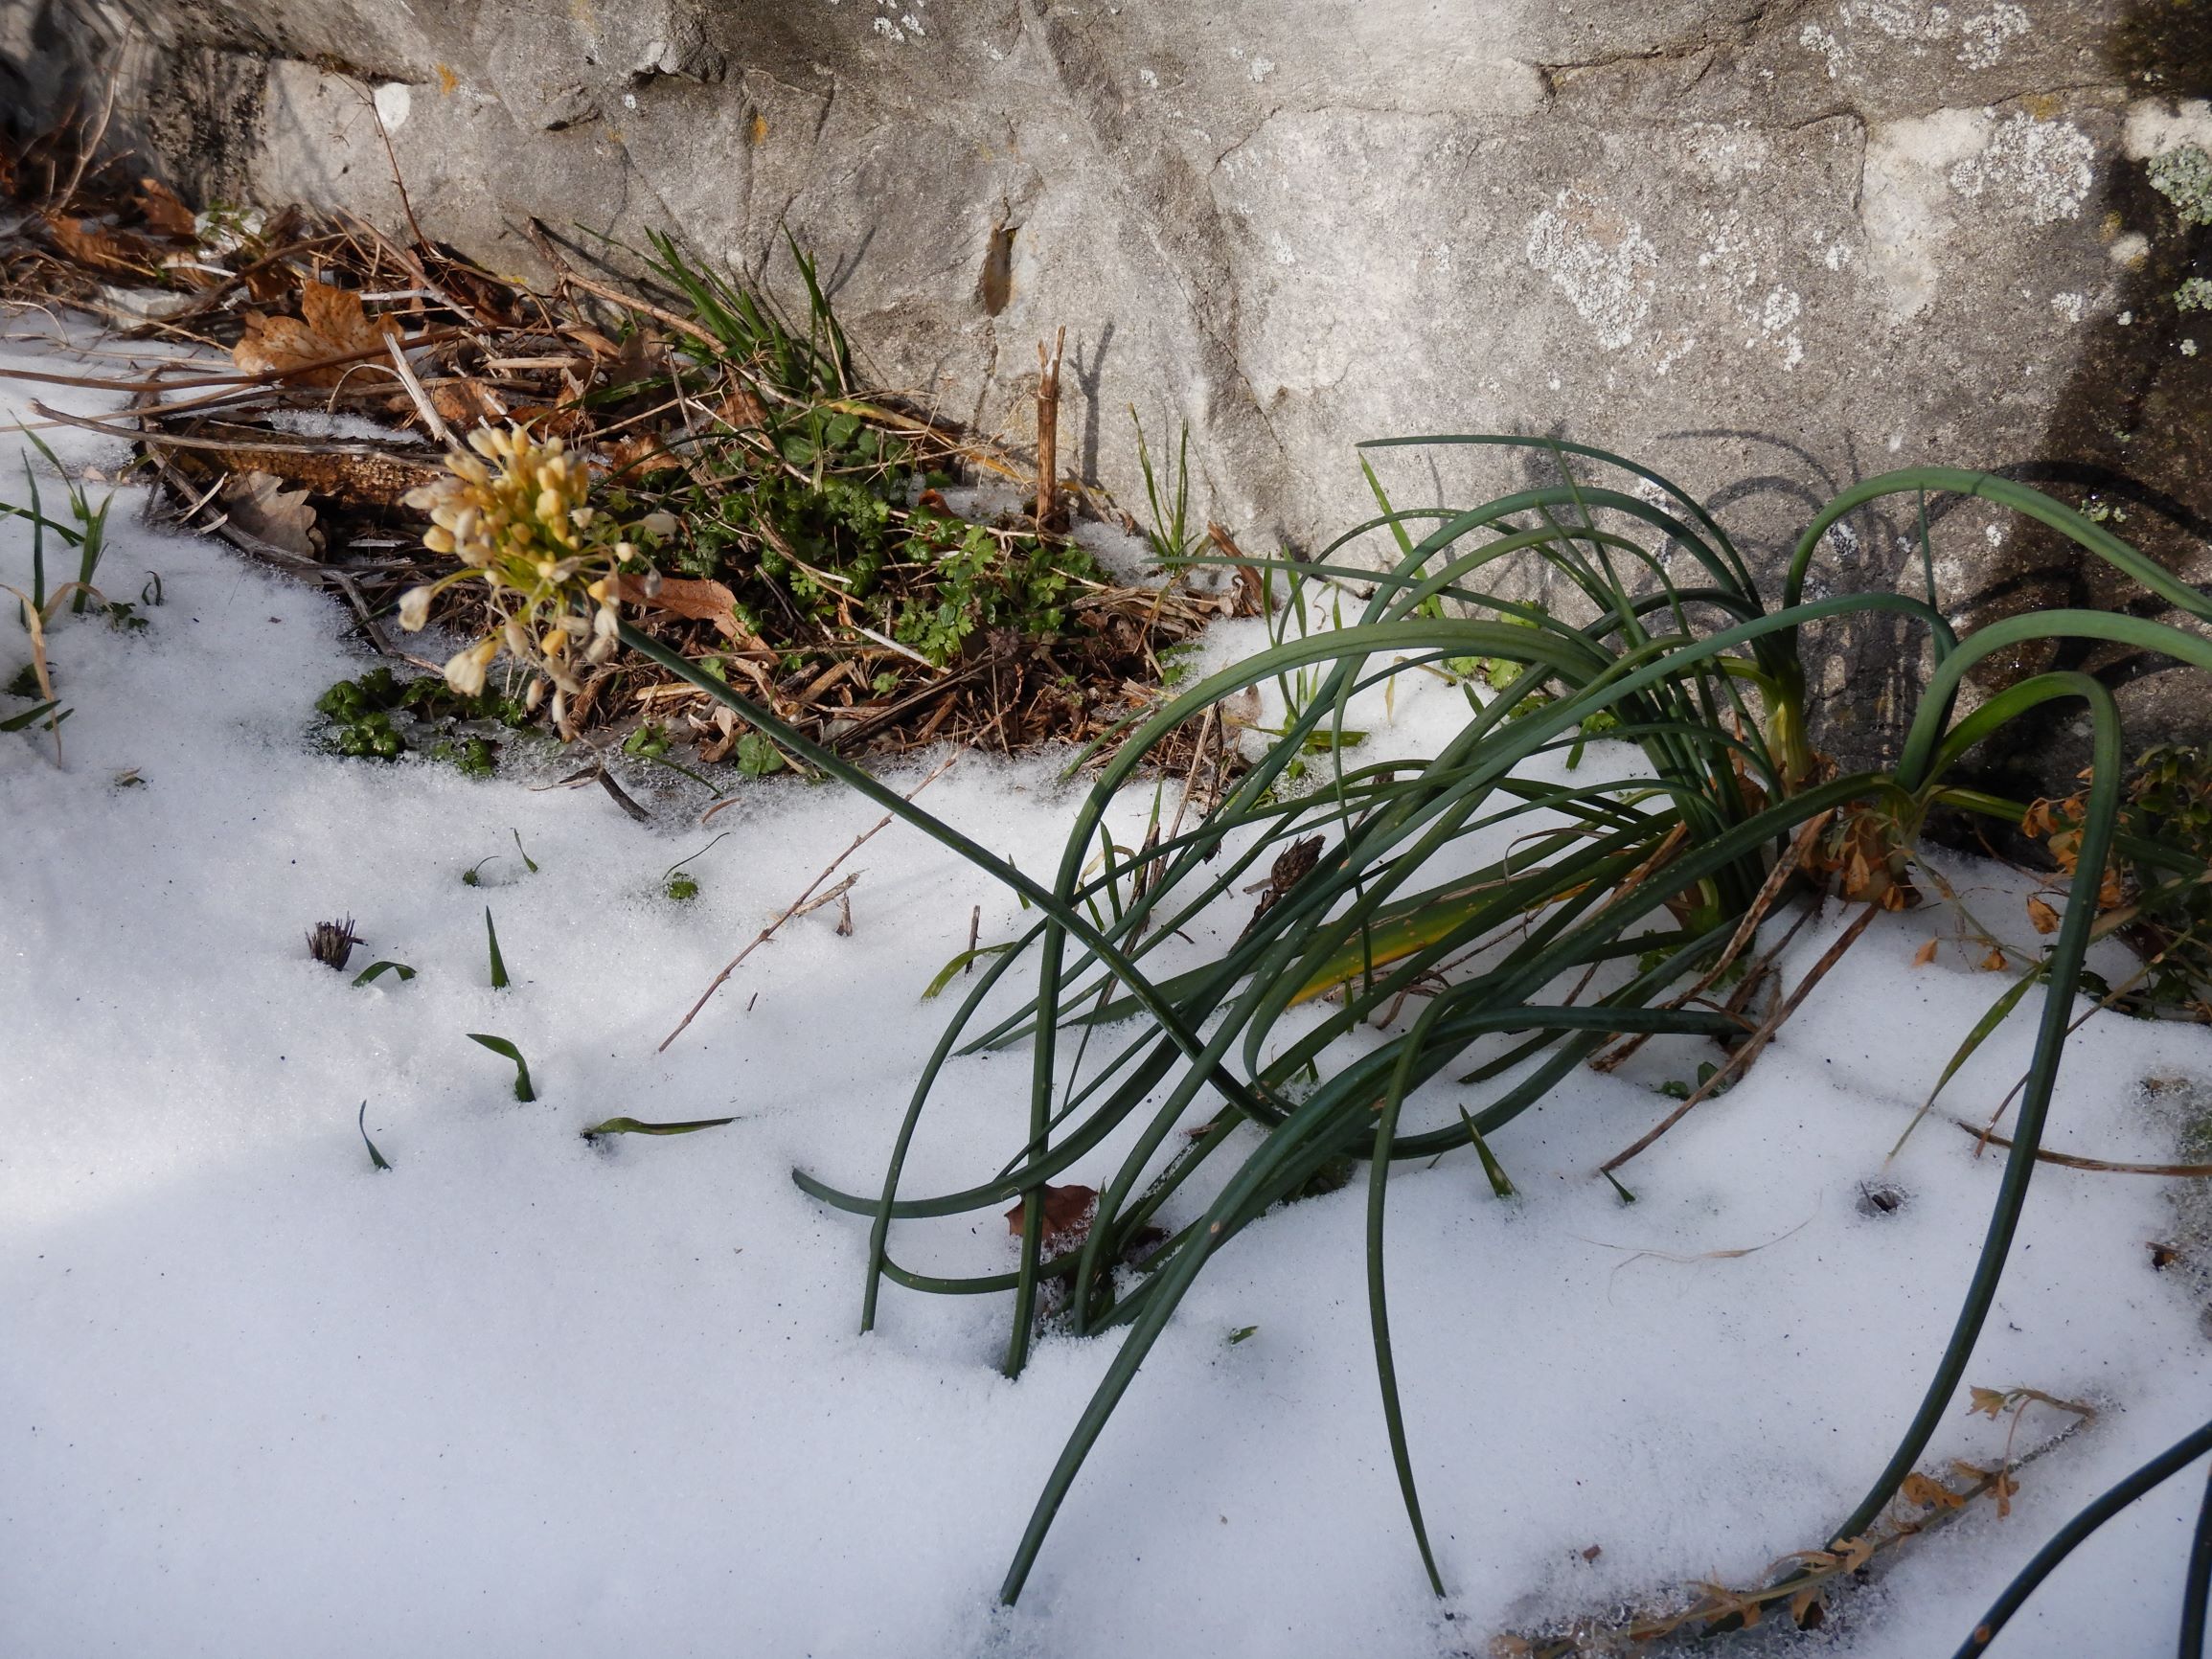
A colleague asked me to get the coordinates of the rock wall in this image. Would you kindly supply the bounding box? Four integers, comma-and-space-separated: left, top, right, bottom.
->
4, 0, 2210, 766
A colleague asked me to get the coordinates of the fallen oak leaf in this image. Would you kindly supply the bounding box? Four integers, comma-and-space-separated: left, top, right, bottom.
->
220, 470, 321, 557
234, 280, 399, 387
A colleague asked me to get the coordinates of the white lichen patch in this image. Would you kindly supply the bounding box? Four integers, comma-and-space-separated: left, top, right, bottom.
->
1949, 113, 2094, 224
2123, 98, 2212, 163
1689, 208, 1809, 371
1828, 0, 2032, 70
2050, 290, 2086, 324
1799, 23, 1847, 80
1525, 190, 1658, 352
1861, 109, 1990, 321
1676, 122, 1771, 181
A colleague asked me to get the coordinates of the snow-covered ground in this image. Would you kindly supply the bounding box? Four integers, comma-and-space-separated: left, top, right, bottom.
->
3, 335, 2208, 1658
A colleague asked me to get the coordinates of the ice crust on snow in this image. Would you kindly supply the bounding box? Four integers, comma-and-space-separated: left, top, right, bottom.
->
2, 339, 2210, 1657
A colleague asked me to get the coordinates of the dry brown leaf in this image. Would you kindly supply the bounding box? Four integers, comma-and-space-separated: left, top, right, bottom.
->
562, 324, 624, 359
717, 385, 767, 429
221, 470, 321, 557
2026, 895, 2060, 935
1954, 1461, 2021, 1517
616, 573, 744, 641
1790, 1584, 1827, 1629
1003, 1183, 1099, 1246
605, 432, 685, 476
1243, 834, 1325, 937
1912, 937, 1940, 967
429, 378, 510, 430
134, 177, 198, 239
234, 281, 399, 386
1967, 1385, 2011, 1419
1899, 1472, 1968, 1511
1980, 946, 2008, 971
43, 214, 157, 274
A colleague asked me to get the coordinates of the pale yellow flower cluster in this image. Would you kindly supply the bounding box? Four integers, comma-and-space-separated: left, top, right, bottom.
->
397, 424, 675, 727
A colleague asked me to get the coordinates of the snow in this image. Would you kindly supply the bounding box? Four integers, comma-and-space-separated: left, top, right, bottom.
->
4, 335, 2210, 1657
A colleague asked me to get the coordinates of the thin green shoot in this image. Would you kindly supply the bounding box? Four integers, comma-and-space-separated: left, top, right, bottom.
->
581, 1114, 740, 1138
356, 1102, 393, 1170
1458, 1106, 1516, 1198
467, 1033, 536, 1102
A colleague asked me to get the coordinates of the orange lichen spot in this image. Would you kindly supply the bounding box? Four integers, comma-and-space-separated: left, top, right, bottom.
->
747, 112, 769, 145
437, 63, 460, 96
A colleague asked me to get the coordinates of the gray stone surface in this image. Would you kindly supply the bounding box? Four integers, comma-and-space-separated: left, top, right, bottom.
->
5, 0, 2210, 765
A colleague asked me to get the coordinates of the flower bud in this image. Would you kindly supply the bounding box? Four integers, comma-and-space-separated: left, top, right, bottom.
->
445, 637, 496, 697
397, 585, 433, 631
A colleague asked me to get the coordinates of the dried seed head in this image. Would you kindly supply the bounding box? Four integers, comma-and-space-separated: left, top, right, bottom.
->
404, 420, 688, 732
308, 916, 362, 971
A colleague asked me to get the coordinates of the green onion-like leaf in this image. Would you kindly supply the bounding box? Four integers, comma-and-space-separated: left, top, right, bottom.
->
923, 941, 1018, 999
611, 434, 2212, 1609
580, 1114, 738, 1139
1458, 1107, 1516, 1198
512, 829, 539, 874
1226, 1325, 1259, 1346
485, 906, 510, 989
467, 1033, 536, 1101
356, 1101, 392, 1170
351, 960, 417, 988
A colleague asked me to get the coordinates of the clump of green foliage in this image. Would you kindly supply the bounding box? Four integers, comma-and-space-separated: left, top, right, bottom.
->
623, 430, 2212, 1637
607, 236, 1104, 672
313, 666, 528, 768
